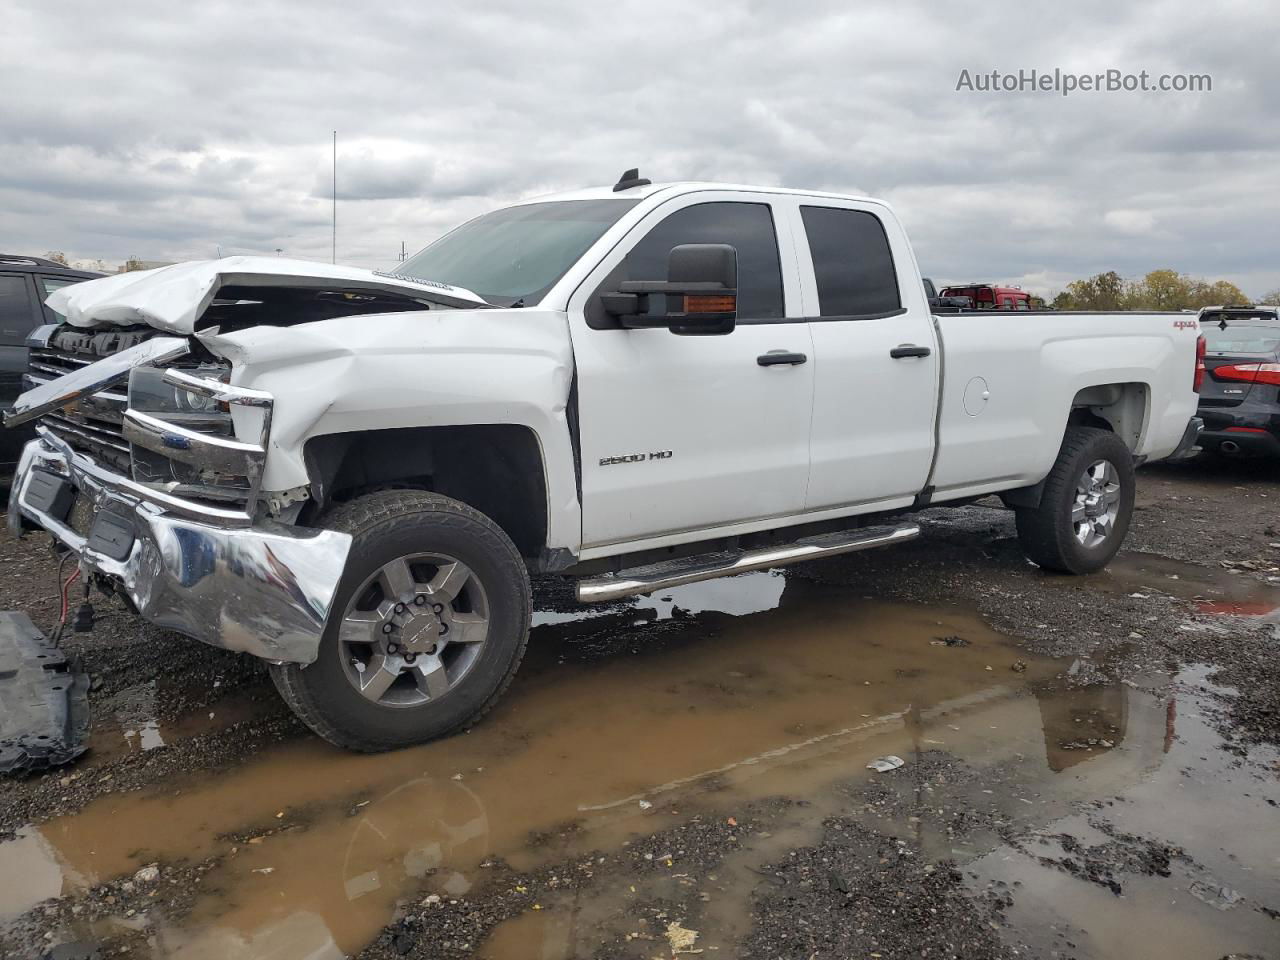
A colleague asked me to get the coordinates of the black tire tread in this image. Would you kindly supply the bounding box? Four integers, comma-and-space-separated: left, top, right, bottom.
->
269, 490, 531, 752
1014, 427, 1132, 575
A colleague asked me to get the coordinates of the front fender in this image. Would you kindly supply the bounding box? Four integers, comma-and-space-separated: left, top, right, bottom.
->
198, 308, 581, 550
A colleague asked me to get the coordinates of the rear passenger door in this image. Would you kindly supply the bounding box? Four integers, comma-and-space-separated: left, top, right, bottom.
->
789, 201, 940, 510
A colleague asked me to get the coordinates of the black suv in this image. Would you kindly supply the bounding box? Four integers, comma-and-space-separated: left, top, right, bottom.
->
1198, 306, 1280, 459
1, 255, 103, 471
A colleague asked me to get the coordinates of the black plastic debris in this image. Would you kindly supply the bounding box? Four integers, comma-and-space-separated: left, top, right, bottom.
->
42, 944, 101, 960
0, 611, 90, 773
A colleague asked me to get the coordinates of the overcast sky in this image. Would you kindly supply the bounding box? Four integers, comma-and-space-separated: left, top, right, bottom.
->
2, 0, 1277, 297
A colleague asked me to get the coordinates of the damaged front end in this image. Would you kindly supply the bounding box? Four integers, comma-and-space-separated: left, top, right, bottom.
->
3, 257, 501, 663
6, 320, 352, 665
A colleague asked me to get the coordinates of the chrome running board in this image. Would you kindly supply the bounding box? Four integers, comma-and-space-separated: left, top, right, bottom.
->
575, 523, 920, 603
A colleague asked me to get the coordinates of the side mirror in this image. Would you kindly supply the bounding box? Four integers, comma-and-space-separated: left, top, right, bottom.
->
601, 243, 737, 335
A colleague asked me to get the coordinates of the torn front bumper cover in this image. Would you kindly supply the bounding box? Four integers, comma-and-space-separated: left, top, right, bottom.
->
7, 434, 352, 664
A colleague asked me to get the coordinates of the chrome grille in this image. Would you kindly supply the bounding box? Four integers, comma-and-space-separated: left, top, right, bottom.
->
27, 325, 258, 517
27, 343, 132, 472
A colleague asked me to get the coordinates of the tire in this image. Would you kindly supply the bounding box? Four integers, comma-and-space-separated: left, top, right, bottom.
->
270, 490, 531, 752
1014, 426, 1135, 575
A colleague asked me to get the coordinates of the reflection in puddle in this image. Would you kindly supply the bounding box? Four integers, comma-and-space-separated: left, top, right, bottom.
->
0, 827, 76, 922
967, 668, 1280, 960
1096, 552, 1280, 620
531, 569, 787, 626
4, 570, 1274, 959
87, 685, 274, 762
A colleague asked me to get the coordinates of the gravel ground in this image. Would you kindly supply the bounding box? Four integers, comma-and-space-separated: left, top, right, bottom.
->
1, 452, 1278, 959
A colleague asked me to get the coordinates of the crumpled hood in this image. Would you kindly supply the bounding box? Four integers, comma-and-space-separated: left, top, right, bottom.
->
45, 256, 491, 335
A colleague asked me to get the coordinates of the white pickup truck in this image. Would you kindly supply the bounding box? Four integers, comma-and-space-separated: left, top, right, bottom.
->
5, 172, 1204, 750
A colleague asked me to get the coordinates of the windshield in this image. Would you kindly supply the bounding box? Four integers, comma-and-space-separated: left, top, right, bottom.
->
395, 199, 639, 307
1202, 316, 1280, 354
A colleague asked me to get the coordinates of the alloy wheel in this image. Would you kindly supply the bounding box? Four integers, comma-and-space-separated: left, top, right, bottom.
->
337, 553, 490, 707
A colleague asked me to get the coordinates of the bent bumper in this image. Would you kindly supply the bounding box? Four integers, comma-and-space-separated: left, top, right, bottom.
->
7, 435, 351, 664
1167, 416, 1205, 460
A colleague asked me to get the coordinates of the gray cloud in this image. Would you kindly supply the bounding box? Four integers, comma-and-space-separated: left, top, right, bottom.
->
1, 0, 1277, 297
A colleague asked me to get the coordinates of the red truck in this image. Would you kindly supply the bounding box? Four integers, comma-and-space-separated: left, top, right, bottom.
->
940, 283, 1034, 310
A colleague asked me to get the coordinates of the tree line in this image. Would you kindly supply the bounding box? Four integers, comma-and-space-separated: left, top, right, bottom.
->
44, 251, 149, 273
1051, 269, 1279, 311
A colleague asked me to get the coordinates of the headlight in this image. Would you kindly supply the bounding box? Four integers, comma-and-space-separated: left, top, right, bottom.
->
127, 363, 241, 490
128, 364, 231, 420
176, 387, 224, 413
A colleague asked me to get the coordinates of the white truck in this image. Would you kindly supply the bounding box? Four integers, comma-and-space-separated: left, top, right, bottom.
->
5, 172, 1205, 751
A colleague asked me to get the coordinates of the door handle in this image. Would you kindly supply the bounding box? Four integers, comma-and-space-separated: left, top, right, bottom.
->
757, 351, 808, 367
889, 344, 932, 359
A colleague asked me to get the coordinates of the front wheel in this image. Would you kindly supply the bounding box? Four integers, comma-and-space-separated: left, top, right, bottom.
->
270, 490, 531, 752
1014, 426, 1135, 574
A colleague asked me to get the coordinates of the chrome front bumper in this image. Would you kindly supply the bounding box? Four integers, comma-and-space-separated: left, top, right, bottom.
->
7, 435, 352, 664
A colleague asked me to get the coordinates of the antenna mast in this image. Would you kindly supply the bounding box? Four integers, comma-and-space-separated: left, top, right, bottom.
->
332, 131, 337, 264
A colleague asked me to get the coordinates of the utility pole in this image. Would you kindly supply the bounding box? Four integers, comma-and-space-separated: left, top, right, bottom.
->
332, 131, 337, 265
400, 240, 406, 262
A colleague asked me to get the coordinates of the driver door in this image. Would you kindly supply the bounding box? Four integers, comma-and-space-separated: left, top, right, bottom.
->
567, 192, 815, 552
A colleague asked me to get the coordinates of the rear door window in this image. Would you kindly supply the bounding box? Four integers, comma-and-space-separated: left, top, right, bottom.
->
800, 206, 901, 317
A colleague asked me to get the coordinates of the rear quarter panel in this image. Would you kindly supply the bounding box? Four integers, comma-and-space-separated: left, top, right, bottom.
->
929, 312, 1199, 498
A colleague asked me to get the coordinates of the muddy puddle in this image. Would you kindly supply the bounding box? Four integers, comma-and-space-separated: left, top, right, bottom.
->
3, 568, 1278, 958
1084, 551, 1280, 620
965, 665, 1280, 959
85, 686, 272, 762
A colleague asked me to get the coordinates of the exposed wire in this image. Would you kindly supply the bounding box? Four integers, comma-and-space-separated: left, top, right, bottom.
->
51, 550, 71, 602
52, 564, 81, 643
49, 551, 71, 639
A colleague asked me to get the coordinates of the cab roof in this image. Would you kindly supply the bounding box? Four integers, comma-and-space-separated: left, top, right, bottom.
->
516, 180, 885, 207
0, 254, 104, 279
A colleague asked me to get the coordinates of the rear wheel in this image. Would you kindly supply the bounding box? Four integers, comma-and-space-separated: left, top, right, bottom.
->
1014, 427, 1135, 574
270, 490, 531, 752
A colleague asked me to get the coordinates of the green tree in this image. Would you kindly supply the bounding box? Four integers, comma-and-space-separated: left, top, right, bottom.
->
1053, 271, 1128, 310
1188, 279, 1250, 309
1058, 269, 1251, 311
1127, 269, 1189, 310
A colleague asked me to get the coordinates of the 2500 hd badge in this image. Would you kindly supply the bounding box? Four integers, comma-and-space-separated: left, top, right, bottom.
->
599, 450, 673, 466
